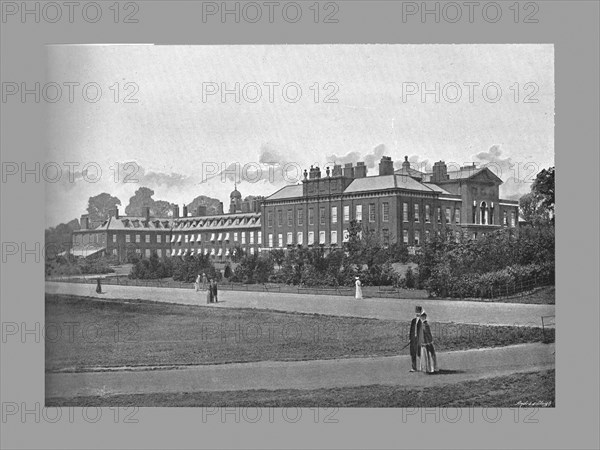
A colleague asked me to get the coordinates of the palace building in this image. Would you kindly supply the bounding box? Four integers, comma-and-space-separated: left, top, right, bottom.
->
71, 155, 519, 261
260, 156, 519, 253
71, 188, 262, 262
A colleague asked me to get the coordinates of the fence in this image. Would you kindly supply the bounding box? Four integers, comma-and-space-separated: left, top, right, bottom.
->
46, 275, 429, 298
456, 274, 555, 300
541, 315, 556, 343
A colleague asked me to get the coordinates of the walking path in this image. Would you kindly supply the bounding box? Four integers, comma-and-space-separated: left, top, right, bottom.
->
46, 282, 555, 327
46, 342, 555, 398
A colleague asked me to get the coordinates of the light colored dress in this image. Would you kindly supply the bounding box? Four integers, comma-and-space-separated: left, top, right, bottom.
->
355, 279, 363, 299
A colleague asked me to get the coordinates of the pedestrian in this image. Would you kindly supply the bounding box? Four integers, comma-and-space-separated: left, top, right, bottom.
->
202, 272, 208, 289
408, 305, 423, 372
355, 276, 363, 299
206, 278, 213, 304
211, 278, 218, 303
195, 273, 201, 292
96, 277, 103, 294
419, 313, 438, 373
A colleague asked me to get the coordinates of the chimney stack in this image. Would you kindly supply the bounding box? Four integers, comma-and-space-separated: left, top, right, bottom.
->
354, 161, 367, 178
217, 202, 224, 215
378, 156, 394, 176
182, 204, 188, 217
80, 214, 89, 230
402, 155, 410, 171
143, 206, 151, 220
173, 204, 180, 218
343, 163, 354, 178
432, 161, 449, 183
332, 164, 342, 177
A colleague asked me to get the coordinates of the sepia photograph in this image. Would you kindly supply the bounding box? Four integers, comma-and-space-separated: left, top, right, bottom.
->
42, 43, 556, 408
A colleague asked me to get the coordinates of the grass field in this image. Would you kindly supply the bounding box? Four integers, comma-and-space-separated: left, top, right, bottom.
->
46, 294, 554, 372
47, 369, 555, 407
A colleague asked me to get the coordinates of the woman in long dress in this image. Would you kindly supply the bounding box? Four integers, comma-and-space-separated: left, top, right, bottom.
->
419, 313, 438, 373
355, 277, 363, 299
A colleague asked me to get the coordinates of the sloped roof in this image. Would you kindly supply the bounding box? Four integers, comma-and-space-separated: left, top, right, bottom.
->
345, 174, 436, 194
266, 184, 304, 200
421, 166, 503, 184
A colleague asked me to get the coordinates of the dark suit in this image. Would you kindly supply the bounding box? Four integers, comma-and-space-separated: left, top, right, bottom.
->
409, 317, 422, 370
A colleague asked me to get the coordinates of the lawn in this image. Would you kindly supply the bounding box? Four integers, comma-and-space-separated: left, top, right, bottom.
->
47, 369, 555, 407
46, 294, 554, 372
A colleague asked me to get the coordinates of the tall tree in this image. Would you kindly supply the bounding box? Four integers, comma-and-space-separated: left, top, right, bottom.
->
86, 193, 121, 223
519, 166, 555, 225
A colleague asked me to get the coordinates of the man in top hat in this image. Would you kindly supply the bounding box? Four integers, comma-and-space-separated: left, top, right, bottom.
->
409, 305, 424, 372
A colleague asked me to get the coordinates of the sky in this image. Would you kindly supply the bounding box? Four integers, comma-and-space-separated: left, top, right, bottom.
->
45, 44, 554, 226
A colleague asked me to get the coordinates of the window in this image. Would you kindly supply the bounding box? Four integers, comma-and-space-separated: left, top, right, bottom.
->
287, 232, 293, 245
268, 234, 273, 248
157, 234, 162, 243
356, 205, 362, 222
414, 204, 420, 222
250, 247, 255, 255
403, 202, 409, 222
287, 210, 293, 227
277, 210, 283, 227
308, 231, 315, 245
297, 232, 303, 245
382, 202, 390, 222
343, 205, 350, 222
425, 204, 430, 223
331, 206, 338, 224
320, 207, 325, 225
414, 231, 420, 246
145, 249, 151, 258
135, 234, 141, 243
425, 230, 430, 242
403, 229, 409, 244
308, 208, 314, 226
267, 211, 274, 227
145, 235, 150, 243
112, 234, 117, 243
257, 231, 262, 245
445, 207, 451, 223
382, 229, 390, 246
278, 234, 283, 247
511, 211, 516, 227
369, 204, 376, 222
166, 235, 171, 243
437, 207, 442, 224
297, 209, 304, 226
503, 211, 508, 226
249, 232, 254, 244
319, 230, 326, 244
455, 208, 460, 224
331, 230, 338, 244
241, 232, 246, 244
125, 234, 131, 243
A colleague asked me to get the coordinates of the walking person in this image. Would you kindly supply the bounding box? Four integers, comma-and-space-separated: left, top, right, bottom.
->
419, 313, 438, 373
206, 278, 213, 304
211, 278, 218, 303
95, 277, 103, 294
195, 273, 201, 292
202, 272, 208, 290
355, 276, 363, 299
409, 306, 423, 372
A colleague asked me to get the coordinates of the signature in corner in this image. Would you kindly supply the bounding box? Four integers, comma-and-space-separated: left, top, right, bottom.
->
515, 400, 553, 407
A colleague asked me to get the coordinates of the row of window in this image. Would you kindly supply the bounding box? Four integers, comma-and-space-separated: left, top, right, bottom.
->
109, 231, 262, 245
403, 203, 461, 224
267, 203, 391, 228
119, 247, 258, 258
267, 230, 344, 248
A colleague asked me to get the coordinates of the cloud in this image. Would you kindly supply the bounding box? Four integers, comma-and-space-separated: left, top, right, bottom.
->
326, 143, 387, 169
